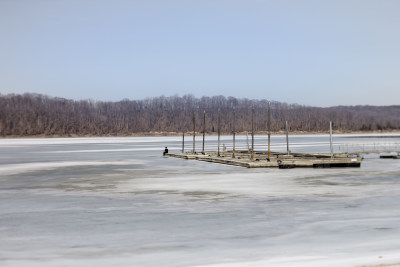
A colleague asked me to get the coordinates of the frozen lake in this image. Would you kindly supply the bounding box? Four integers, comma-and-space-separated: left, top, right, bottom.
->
1, 134, 400, 267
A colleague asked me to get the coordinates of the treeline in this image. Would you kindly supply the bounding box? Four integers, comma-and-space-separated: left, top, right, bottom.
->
0, 93, 399, 136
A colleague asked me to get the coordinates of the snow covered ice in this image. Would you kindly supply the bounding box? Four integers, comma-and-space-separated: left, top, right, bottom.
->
1, 135, 400, 267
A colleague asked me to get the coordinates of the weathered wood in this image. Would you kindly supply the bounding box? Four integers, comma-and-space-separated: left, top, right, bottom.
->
193, 112, 195, 153
285, 121, 290, 155
198, 156, 279, 168
202, 110, 205, 154
251, 107, 254, 161
217, 109, 221, 157
233, 108, 236, 158
278, 157, 362, 168
330, 121, 333, 158
267, 101, 271, 160
182, 116, 184, 153
165, 150, 363, 169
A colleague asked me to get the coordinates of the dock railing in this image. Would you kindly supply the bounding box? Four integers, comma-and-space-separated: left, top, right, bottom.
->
338, 142, 400, 154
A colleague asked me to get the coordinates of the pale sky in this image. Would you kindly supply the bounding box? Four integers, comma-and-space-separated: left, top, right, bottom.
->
1, 0, 399, 107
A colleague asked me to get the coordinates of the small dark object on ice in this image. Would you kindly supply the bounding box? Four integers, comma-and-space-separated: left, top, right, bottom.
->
380, 154, 400, 159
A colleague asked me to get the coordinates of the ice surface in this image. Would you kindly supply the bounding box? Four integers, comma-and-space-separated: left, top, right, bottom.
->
0, 160, 148, 176
1, 135, 400, 267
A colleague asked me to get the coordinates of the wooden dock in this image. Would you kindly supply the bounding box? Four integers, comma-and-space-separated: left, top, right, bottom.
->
165, 150, 363, 169
169, 106, 367, 169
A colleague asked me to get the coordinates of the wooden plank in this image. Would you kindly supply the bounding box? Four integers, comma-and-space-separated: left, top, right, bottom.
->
165, 151, 363, 168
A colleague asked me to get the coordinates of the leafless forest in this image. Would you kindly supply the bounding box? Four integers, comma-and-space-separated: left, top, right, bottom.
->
0, 93, 399, 136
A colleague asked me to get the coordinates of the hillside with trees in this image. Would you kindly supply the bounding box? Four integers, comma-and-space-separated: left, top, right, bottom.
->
0, 93, 399, 137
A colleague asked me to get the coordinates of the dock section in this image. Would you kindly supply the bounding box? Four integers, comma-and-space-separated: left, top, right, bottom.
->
169, 106, 365, 169
165, 150, 362, 169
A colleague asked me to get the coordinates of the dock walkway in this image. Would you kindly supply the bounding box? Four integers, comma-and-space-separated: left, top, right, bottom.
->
166, 150, 363, 169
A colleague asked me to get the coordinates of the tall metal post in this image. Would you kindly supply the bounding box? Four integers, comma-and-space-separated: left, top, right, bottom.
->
193, 112, 195, 153
182, 114, 185, 153
233, 108, 236, 158
285, 120, 290, 155
267, 102, 271, 160
330, 121, 334, 158
246, 132, 250, 151
202, 110, 205, 154
251, 107, 254, 161
217, 109, 221, 157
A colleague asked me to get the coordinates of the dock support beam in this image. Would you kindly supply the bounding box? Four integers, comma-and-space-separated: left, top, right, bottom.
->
233, 108, 236, 158
285, 121, 290, 155
202, 110, 205, 154
330, 121, 334, 158
182, 115, 185, 153
193, 112, 195, 153
251, 107, 254, 161
267, 102, 271, 161
217, 109, 221, 157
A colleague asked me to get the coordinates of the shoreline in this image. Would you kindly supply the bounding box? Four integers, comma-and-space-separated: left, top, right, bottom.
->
1, 130, 400, 139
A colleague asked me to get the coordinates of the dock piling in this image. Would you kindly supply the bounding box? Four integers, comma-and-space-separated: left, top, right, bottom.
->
330, 121, 334, 158
193, 112, 195, 153
233, 108, 236, 158
182, 114, 185, 153
251, 107, 254, 161
267, 102, 271, 160
218, 109, 221, 157
285, 121, 290, 155
202, 110, 205, 154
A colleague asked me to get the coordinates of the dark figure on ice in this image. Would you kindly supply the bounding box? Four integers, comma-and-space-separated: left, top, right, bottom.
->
163, 147, 168, 156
